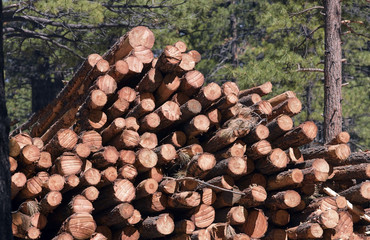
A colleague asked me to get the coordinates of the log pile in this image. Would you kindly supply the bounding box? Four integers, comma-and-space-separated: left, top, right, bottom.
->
9, 26, 369, 240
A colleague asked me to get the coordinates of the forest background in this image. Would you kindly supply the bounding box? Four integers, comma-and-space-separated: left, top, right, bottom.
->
3, 0, 369, 150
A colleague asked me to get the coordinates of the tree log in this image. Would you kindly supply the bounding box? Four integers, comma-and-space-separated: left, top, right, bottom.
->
239, 82, 272, 97
139, 213, 175, 239
238, 209, 268, 239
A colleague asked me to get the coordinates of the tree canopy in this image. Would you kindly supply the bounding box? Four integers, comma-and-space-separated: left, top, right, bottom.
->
3, 0, 369, 149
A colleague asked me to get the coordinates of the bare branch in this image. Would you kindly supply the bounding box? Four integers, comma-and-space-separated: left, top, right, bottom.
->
163, 176, 246, 195
296, 64, 324, 73
290, 6, 324, 17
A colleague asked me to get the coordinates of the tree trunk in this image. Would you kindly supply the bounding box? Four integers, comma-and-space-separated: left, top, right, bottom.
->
324, 0, 342, 143
0, 2, 12, 237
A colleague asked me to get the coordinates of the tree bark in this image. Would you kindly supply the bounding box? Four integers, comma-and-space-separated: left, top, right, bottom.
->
323, 0, 342, 143
0, 6, 12, 234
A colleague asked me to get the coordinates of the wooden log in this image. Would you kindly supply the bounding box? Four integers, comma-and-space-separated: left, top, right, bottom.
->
265, 114, 293, 142
62, 175, 80, 193
239, 185, 267, 208
242, 124, 269, 145
236, 173, 267, 190
154, 73, 181, 106
286, 147, 304, 164
251, 100, 273, 117
206, 109, 221, 128
139, 132, 158, 149
60, 212, 97, 240
305, 196, 347, 213
9, 156, 17, 173
286, 222, 323, 239
54, 152, 83, 176
161, 131, 187, 148
103, 26, 155, 64
95, 202, 134, 227
125, 117, 140, 131
9, 137, 21, 157
323, 211, 353, 240
245, 140, 272, 160
13, 133, 33, 150
213, 191, 242, 209
206, 223, 238, 240
154, 144, 177, 166
79, 168, 101, 187
268, 209, 290, 227
179, 70, 205, 97
194, 82, 222, 109
32, 137, 44, 150
206, 94, 239, 113
44, 174, 65, 192
80, 130, 102, 153
205, 175, 234, 193
139, 213, 175, 239
327, 131, 350, 145
188, 50, 202, 63
171, 92, 191, 106
203, 117, 259, 153
16, 176, 43, 201
238, 93, 261, 107
268, 97, 302, 121
239, 81, 272, 97
108, 59, 129, 81
134, 191, 167, 214
52, 232, 74, 240
134, 148, 158, 173
136, 68, 163, 93
201, 188, 216, 206
176, 53, 196, 72
90, 146, 119, 169
272, 121, 318, 150
132, 46, 154, 65
138, 112, 161, 132
304, 209, 340, 229
19, 144, 40, 166
343, 151, 370, 165
265, 190, 301, 210
153, 101, 181, 131
118, 150, 136, 165
93, 179, 136, 212
174, 219, 195, 235
238, 209, 268, 239
215, 206, 247, 225
82, 186, 100, 202
109, 130, 140, 150
106, 98, 130, 121
126, 93, 155, 119
295, 158, 331, 182
156, 45, 182, 73
214, 140, 246, 160
159, 179, 177, 194
267, 168, 304, 190
117, 164, 138, 181
186, 153, 216, 179
86, 89, 107, 110
112, 226, 140, 240
39, 191, 63, 215
44, 128, 78, 158
330, 163, 370, 181
268, 90, 296, 107
255, 148, 288, 175
12, 212, 42, 239
301, 144, 351, 165
167, 191, 201, 209
339, 181, 370, 204
205, 157, 247, 180
135, 178, 158, 199
187, 204, 215, 229
76, 109, 107, 132
11, 172, 27, 199
101, 117, 126, 144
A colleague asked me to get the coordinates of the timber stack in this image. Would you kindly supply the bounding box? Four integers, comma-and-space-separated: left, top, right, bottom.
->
9, 26, 369, 240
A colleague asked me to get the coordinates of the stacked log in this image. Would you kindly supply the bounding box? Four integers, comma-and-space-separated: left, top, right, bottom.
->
9, 26, 369, 240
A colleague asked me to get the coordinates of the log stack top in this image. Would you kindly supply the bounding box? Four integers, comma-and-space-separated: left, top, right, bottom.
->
9, 26, 368, 240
